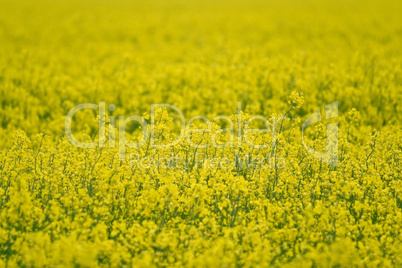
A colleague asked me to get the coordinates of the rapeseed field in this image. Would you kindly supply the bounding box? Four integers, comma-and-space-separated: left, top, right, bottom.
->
0, 0, 401, 266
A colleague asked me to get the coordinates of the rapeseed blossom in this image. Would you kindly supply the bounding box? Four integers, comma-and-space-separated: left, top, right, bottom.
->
0, 0, 401, 267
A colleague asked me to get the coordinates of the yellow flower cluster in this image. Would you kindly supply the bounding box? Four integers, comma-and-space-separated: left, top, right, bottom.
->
0, 0, 401, 267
